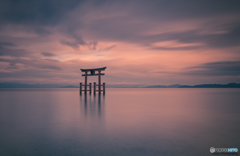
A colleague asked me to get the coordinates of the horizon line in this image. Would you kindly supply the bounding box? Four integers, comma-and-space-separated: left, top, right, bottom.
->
0, 82, 240, 88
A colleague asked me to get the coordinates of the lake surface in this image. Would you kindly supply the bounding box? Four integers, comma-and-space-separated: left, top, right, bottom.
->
0, 88, 239, 156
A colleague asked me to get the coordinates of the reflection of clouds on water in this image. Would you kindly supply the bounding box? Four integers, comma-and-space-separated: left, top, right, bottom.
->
79, 93, 105, 120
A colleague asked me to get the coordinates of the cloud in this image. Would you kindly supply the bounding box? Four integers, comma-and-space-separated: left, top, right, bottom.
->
0, 41, 16, 47
60, 35, 87, 49
186, 61, 240, 76
101, 45, 116, 51
0, 42, 29, 57
88, 41, 98, 50
41, 52, 55, 57
169, 24, 240, 48
111, 22, 240, 49
60, 35, 99, 51
0, 57, 62, 70
0, 0, 83, 26
33, 27, 52, 36
56, 0, 240, 50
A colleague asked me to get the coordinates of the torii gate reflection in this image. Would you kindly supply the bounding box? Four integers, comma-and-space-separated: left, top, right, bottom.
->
79, 67, 106, 94
79, 93, 105, 119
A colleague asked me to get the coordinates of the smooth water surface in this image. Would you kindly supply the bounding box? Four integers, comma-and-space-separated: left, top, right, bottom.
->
0, 88, 240, 156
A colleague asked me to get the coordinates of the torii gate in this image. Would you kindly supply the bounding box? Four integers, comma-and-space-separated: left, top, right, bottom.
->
80, 67, 106, 94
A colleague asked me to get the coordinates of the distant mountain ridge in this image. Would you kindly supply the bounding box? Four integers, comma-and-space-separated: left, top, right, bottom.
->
145, 84, 182, 88
178, 83, 240, 88
59, 85, 78, 88
146, 83, 240, 88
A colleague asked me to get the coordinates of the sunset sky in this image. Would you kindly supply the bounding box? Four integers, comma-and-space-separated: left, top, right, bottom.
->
0, 0, 240, 87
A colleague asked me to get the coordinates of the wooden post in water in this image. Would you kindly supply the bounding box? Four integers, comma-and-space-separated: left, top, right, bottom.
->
89, 83, 92, 93
80, 83, 82, 93
94, 82, 96, 94
103, 83, 105, 94
84, 71, 87, 93
98, 70, 101, 94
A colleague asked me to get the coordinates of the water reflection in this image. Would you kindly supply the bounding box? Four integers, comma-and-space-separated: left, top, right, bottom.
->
1, 88, 240, 156
79, 93, 105, 120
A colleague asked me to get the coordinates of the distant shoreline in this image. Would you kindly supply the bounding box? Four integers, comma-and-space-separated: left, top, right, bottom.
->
0, 83, 240, 88
145, 83, 240, 88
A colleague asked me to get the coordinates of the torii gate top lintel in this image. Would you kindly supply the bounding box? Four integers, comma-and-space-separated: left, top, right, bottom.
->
80, 67, 106, 72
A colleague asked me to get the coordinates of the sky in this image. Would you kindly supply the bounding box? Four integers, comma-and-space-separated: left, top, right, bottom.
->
0, 0, 240, 87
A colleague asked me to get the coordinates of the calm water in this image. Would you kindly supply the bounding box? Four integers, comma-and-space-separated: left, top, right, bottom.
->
0, 88, 239, 156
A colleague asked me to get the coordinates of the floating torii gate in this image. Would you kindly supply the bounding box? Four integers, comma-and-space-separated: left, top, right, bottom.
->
80, 67, 106, 94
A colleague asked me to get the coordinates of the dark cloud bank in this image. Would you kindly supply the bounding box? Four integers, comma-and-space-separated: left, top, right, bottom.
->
1, 0, 240, 48
0, 41, 29, 57
0, 0, 84, 26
